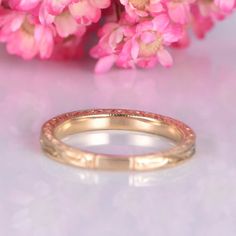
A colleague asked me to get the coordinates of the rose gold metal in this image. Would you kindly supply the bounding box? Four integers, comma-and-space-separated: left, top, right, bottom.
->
40, 109, 196, 171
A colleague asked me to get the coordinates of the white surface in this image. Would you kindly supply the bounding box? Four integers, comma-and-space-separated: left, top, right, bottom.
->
0, 16, 236, 236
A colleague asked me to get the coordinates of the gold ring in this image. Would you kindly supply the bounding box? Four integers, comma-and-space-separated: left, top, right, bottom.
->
40, 109, 196, 171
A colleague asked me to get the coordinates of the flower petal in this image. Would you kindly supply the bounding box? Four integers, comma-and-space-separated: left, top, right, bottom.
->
215, 0, 235, 12
94, 54, 117, 73
157, 48, 173, 67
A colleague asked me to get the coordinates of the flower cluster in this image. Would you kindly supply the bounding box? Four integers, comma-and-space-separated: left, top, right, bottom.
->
0, 0, 235, 72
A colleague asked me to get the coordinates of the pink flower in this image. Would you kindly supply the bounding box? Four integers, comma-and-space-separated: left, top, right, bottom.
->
0, 0, 234, 73
189, 0, 230, 39
190, 4, 214, 39
165, 0, 195, 24
0, 10, 55, 59
38, 0, 76, 28
8, 0, 111, 27
43, 0, 72, 15
195, 0, 227, 19
214, 0, 235, 13
53, 11, 86, 37
120, 0, 164, 21
91, 13, 183, 73
90, 21, 133, 59
37, 0, 110, 36
69, 0, 111, 25
8, 0, 73, 13
8, 0, 41, 11
51, 35, 85, 59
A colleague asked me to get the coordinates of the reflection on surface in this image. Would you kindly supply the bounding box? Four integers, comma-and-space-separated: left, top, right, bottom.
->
39, 149, 196, 187
62, 130, 175, 155
41, 130, 190, 187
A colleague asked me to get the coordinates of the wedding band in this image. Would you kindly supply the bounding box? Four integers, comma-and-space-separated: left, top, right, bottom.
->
40, 109, 196, 171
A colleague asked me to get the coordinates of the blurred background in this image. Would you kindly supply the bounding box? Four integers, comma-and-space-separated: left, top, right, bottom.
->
0, 14, 236, 236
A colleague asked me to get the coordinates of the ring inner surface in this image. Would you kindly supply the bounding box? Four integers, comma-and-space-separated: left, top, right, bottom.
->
54, 115, 183, 144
